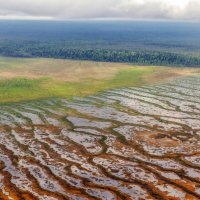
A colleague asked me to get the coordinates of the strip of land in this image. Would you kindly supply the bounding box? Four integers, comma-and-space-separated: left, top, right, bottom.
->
0, 57, 199, 103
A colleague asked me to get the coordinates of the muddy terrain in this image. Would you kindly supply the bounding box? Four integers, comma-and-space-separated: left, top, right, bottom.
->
0, 76, 200, 199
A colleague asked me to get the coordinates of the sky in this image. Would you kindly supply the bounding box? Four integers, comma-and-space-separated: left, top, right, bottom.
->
0, 0, 199, 21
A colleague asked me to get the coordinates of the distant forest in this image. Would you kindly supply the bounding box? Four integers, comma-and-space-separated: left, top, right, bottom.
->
0, 20, 200, 67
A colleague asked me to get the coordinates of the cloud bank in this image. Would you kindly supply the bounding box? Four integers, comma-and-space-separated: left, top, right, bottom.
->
0, 0, 199, 21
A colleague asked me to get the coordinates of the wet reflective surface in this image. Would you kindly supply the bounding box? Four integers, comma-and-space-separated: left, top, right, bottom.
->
0, 76, 200, 199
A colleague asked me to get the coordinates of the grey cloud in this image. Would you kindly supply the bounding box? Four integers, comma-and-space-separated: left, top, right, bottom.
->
0, 0, 199, 21
183, 0, 200, 20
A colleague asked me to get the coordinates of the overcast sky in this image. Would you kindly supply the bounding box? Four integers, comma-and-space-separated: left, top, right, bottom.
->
0, 0, 199, 21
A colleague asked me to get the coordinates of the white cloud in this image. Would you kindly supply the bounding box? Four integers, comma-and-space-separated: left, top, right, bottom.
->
0, 0, 199, 21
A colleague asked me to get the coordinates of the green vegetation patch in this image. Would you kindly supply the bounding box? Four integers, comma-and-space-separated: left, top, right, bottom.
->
0, 57, 198, 104
0, 67, 155, 104
0, 78, 47, 103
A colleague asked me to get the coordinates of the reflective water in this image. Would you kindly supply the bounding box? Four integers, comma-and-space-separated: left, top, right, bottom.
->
0, 76, 200, 199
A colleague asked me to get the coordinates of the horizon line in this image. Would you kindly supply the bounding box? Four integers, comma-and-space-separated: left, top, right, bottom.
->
0, 18, 199, 23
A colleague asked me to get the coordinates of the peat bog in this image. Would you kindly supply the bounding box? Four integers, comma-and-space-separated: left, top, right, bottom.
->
0, 58, 200, 199
0, 20, 200, 199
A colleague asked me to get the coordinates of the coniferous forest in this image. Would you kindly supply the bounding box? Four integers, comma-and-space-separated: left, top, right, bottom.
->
0, 20, 199, 67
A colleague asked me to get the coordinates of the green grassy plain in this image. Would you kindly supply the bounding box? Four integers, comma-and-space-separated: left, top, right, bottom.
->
0, 57, 198, 104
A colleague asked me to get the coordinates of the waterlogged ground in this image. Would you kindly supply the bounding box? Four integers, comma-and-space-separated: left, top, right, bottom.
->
0, 76, 200, 199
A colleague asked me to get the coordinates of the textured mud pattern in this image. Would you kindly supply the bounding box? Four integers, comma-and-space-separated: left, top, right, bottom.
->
0, 76, 200, 200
